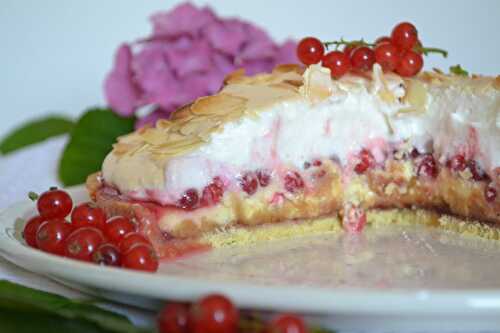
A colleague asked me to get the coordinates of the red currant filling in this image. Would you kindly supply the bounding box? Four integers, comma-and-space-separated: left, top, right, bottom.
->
178, 188, 199, 209
284, 171, 305, 193
201, 177, 224, 206
416, 154, 438, 178
354, 149, 375, 174
239, 172, 258, 195
256, 170, 271, 187
446, 154, 466, 172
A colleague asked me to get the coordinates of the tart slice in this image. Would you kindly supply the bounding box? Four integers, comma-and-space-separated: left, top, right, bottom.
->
87, 63, 500, 259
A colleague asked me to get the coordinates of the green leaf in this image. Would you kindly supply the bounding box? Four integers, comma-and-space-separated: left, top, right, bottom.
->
0, 280, 153, 333
449, 64, 469, 76
0, 116, 74, 155
58, 108, 135, 186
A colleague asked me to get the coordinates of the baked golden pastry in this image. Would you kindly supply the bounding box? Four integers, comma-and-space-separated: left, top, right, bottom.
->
87, 64, 500, 258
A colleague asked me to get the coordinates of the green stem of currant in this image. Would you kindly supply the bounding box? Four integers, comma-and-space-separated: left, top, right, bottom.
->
414, 45, 448, 58
323, 38, 374, 50
323, 38, 448, 58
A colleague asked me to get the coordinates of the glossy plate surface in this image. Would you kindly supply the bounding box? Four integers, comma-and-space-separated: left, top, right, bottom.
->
1, 186, 500, 331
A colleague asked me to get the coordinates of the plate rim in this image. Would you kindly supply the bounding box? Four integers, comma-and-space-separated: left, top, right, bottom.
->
2, 185, 500, 315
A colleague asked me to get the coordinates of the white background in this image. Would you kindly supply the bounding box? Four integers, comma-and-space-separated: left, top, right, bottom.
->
1, 0, 499, 137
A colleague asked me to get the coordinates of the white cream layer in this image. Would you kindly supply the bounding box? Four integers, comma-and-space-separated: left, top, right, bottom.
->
104, 65, 500, 204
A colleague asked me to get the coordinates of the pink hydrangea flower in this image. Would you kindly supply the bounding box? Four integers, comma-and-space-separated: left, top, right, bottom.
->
104, 3, 298, 128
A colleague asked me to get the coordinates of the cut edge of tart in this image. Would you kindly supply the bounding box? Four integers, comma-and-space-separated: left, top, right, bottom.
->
87, 63, 500, 259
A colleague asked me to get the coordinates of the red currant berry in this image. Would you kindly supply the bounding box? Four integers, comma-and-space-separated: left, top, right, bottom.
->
446, 154, 466, 172
104, 216, 137, 244
23, 215, 45, 248
157, 302, 189, 333
391, 22, 418, 50
37, 188, 73, 219
36, 219, 72, 255
188, 294, 239, 333
416, 154, 438, 178
257, 170, 271, 187
354, 149, 375, 174
93, 243, 122, 267
375, 36, 392, 46
122, 244, 159, 272
71, 202, 107, 230
485, 186, 497, 203
266, 313, 308, 333
284, 171, 305, 193
118, 232, 151, 253
200, 177, 224, 206
64, 227, 104, 262
297, 37, 324, 65
396, 50, 423, 77
322, 51, 351, 79
350, 46, 375, 71
343, 42, 361, 58
178, 189, 199, 210
374, 42, 401, 72
239, 172, 258, 195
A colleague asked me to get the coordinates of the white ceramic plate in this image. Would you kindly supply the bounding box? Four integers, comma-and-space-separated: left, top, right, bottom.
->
1, 186, 500, 332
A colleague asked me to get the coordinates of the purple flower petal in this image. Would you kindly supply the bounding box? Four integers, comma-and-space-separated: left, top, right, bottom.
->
164, 40, 212, 77
103, 44, 141, 116
151, 3, 216, 38
276, 39, 299, 64
204, 19, 247, 55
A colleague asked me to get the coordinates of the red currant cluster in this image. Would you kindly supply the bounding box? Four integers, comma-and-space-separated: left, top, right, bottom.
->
297, 22, 447, 79
23, 188, 159, 272
157, 294, 309, 333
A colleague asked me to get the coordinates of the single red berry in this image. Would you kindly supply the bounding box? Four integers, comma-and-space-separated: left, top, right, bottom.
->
468, 160, 489, 181
297, 37, 325, 65
64, 227, 104, 262
200, 177, 224, 206
257, 170, 271, 187
37, 188, 73, 219
396, 50, 423, 77
447, 154, 466, 172
416, 154, 438, 178
71, 202, 107, 230
343, 42, 362, 58
23, 215, 45, 248
118, 232, 151, 253
284, 171, 305, 193
375, 36, 392, 46
391, 22, 418, 50
266, 313, 308, 333
157, 303, 189, 333
104, 216, 137, 244
322, 51, 351, 79
374, 42, 401, 72
239, 172, 258, 195
122, 244, 159, 272
485, 186, 497, 203
350, 46, 375, 71
354, 149, 375, 174
178, 189, 199, 210
188, 294, 239, 333
93, 243, 122, 267
36, 219, 73, 255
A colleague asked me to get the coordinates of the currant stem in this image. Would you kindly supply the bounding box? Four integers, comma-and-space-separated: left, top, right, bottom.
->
415, 45, 448, 58
323, 38, 374, 50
